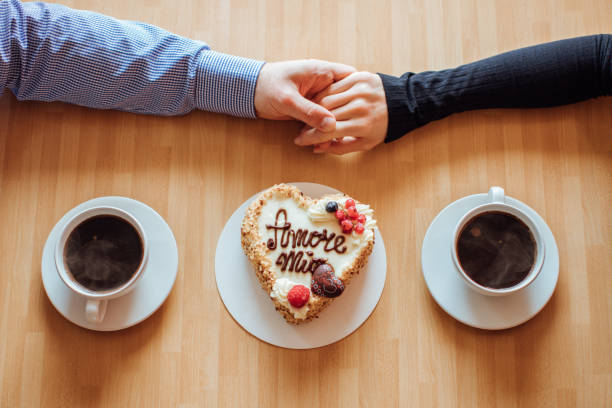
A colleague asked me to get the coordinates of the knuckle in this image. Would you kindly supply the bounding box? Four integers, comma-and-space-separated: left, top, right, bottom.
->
356, 71, 371, 81
358, 119, 373, 134
305, 105, 318, 120
352, 71, 366, 80
363, 71, 376, 82
354, 83, 371, 95
314, 68, 333, 82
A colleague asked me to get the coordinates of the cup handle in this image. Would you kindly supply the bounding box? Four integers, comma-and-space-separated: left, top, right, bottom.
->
85, 299, 108, 323
488, 186, 505, 203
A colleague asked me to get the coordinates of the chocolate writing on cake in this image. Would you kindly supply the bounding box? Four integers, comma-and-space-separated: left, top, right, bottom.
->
265, 209, 347, 272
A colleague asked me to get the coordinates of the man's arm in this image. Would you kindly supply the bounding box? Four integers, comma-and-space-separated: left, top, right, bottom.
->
0, 0, 263, 117
0, 0, 356, 132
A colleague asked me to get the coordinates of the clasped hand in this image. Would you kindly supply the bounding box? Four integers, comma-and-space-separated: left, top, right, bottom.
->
254, 61, 388, 155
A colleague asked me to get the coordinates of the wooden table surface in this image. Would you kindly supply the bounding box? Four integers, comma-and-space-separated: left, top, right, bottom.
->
1, 1, 611, 406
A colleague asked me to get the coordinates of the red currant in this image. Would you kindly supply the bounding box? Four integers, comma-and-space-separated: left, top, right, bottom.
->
341, 219, 353, 232
347, 206, 358, 219
345, 198, 355, 208
335, 209, 346, 221
357, 214, 366, 224
355, 223, 365, 234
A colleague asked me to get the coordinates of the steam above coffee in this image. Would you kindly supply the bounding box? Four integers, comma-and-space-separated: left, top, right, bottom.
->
457, 211, 536, 289
64, 215, 143, 291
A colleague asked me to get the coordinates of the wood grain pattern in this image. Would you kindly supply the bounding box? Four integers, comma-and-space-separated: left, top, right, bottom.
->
1, 0, 611, 406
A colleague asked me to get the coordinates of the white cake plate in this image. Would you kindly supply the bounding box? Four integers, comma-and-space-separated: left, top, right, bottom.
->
422, 193, 559, 330
42, 197, 179, 331
215, 182, 387, 349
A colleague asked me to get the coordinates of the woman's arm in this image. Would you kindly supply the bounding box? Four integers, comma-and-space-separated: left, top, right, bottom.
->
296, 34, 611, 154
381, 34, 612, 142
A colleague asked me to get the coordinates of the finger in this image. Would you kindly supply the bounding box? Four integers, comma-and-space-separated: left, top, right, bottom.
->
295, 127, 335, 145
328, 99, 368, 121
318, 89, 356, 111
295, 121, 360, 145
313, 138, 345, 153
312, 74, 360, 101
283, 93, 336, 131
307, 60, 356, 81
314, 137, 371, 155
305, 62, 357, 97
313, 141, 332, 153
326, 62, 357, 81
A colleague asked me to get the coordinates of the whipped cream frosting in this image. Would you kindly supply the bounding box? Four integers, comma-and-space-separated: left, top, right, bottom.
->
308, 199, 376, 242
270, 278, 309, 319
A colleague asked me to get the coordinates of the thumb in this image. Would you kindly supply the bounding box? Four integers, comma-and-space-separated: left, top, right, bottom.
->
283, 92, 336, 132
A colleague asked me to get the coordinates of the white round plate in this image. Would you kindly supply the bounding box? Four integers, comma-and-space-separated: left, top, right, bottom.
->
42, 197, 179, 331
422, 193, 559, 330
215, 182, 387, 349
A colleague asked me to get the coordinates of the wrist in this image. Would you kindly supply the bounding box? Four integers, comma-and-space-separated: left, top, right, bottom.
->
377, 73, 420, 143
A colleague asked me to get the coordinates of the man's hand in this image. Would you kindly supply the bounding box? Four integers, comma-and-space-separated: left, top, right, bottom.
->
293, 71, 388, 155
254, 60, 356, 132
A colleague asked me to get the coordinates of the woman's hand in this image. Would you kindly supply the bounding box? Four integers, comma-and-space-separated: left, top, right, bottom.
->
293, 71, 388, 155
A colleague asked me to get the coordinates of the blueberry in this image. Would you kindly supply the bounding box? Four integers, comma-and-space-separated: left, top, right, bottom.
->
325, 201, 338, 213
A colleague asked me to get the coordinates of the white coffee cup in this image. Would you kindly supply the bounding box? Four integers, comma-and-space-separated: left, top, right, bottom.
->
54, 206, 149, 323
451, 187, 546, 296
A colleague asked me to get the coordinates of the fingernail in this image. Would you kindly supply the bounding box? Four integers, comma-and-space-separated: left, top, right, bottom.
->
294, 137, 303, 146
320, 117, 335, 132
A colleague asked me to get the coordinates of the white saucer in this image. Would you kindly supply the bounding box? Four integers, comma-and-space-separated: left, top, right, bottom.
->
421, 193, 559, 330
42, 197, 179, 331
215, 182, 387, 349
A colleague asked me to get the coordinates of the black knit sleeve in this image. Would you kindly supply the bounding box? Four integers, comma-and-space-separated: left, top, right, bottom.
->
379, 34, 612, 143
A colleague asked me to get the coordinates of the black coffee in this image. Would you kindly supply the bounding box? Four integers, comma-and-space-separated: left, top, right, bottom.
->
457, 211, 536, 289
64, 215, 143, 291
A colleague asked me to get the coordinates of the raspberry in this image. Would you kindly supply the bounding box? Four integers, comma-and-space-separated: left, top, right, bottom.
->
357, 214, 366, 224
347, 206, 358, 219
345, 198, 355, 208
287, 284, 310, 308
341, 219, 353, 233
355, 223, 365, 234
335, 209, 346, 221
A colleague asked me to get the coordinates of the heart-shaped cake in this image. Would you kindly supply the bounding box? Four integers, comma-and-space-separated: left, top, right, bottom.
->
241, 184, 376, 324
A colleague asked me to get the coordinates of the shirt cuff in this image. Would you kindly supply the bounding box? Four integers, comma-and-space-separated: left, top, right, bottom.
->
195, 51, 265, 118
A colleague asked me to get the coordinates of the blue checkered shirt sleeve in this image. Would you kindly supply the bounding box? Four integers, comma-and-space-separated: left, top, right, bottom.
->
0, 0, 264, 118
